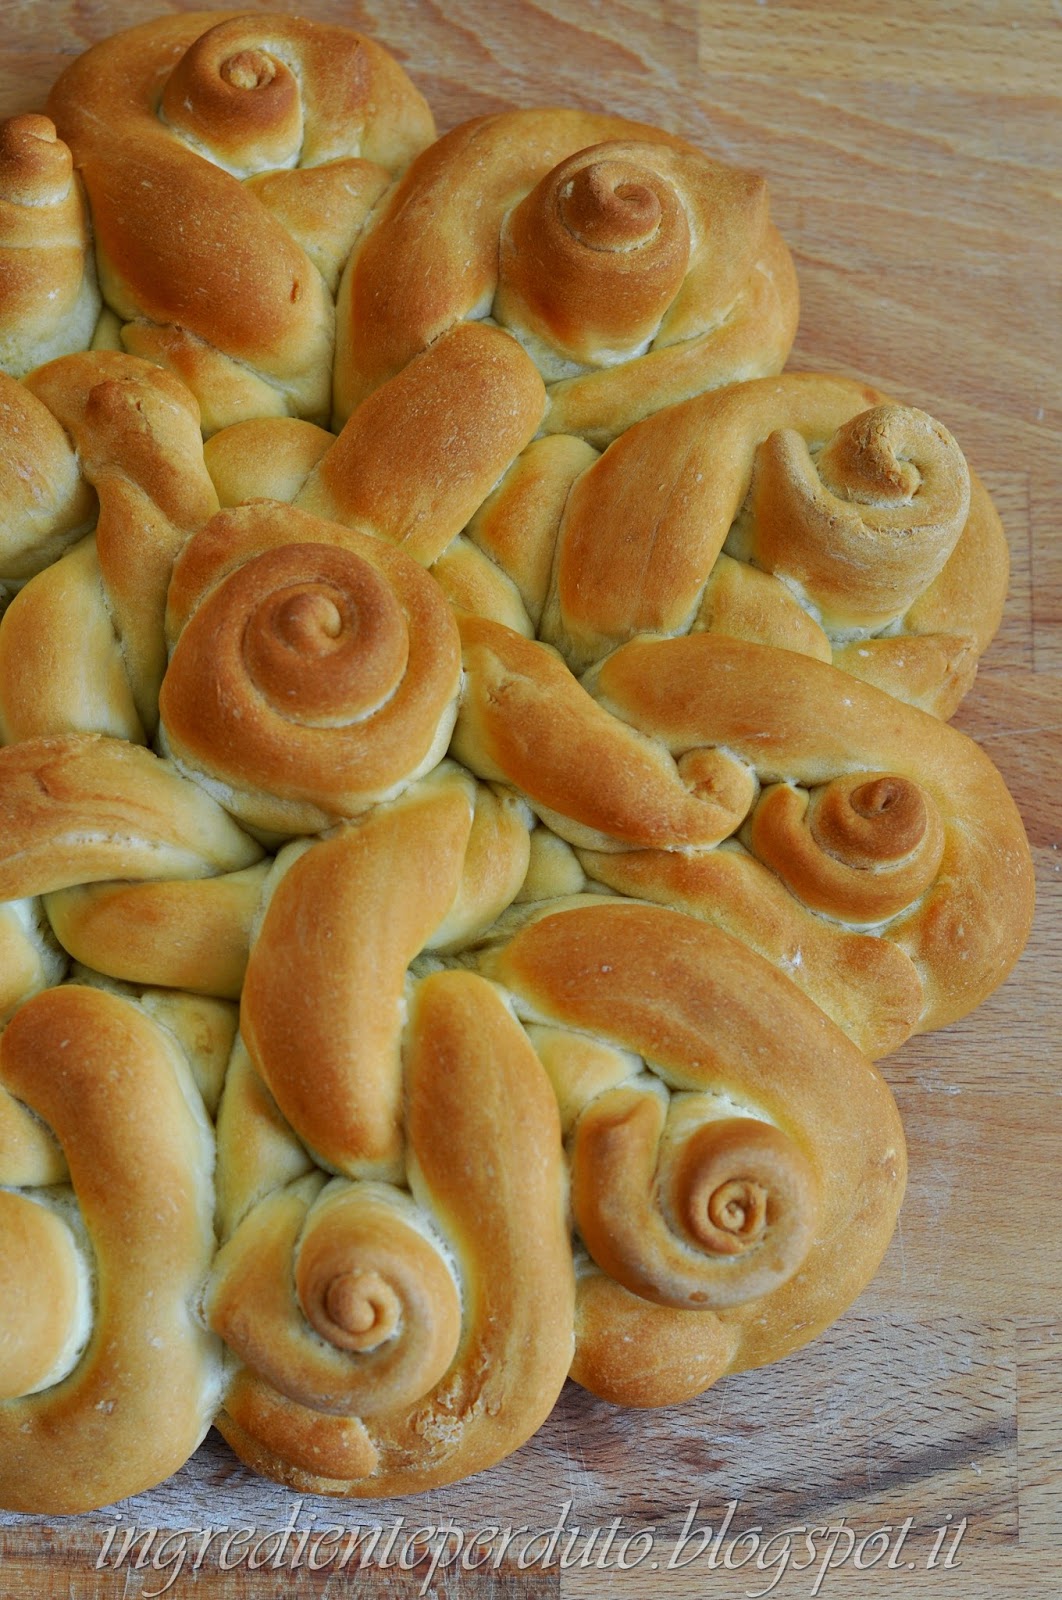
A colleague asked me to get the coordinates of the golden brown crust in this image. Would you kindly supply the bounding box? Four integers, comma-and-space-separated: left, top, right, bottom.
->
528, 374, 1006, 711
0, 733, 262, 899
454, 616, 750, 851
0, 370, 93, 585
335, 109, 797, 437
592, 634, 1035, 1034
0, 10, 1033, 1514
160, 505, 462, 834
0, 899, 66, 1026
571, 1269, 741, 1409
48, 12, 435, 430
44, 864, 268, 1000
0, 352, 218, 743
480, 899, 905, 1397
240, 776, 476, 1178
214, 965, 574, 1495
0, 115, 100, 377
205, 417, 334, 507
0, 985, 221, 1513
456, 625, 1033, 1047
578, 842, 923, 1059
299, 322, 547, 565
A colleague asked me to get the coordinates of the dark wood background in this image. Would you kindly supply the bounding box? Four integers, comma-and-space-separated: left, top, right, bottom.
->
0, 3, 1058, 1595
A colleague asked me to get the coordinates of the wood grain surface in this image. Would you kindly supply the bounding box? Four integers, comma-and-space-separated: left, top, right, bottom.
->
0, 2, 1059, 1597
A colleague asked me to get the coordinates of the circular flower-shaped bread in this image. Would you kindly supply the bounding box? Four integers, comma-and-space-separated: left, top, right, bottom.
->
47, 13, 436, 431
0, 983, 221, 1513
336, 108, 798, 442
0, 8, 1036, 1520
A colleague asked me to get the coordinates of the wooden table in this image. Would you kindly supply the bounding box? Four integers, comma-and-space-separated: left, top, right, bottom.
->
0, 3, 1058, 1596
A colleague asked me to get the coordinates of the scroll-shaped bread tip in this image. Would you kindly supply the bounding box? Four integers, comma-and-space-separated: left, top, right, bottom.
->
572, 1087, 818, 1310
0, 115, 101, 378
206, 1179, 462, 1418
496, 141, 692, 364
160, 522, 461, 833
748, 404, 971, 630
748, 774, 946, 924
160, 22, 304, 175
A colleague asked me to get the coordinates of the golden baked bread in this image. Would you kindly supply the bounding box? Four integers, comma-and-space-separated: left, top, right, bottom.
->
197, 367, 1007, 718
455, 623, 1034, 1057
0, 116, 100, 377
479, 899, 905, 1407
0, 9, 1034, 1517
0, 352, 218, 744
335, 107, 798, 441
204, 784, 902, 1488
0, 983, 222, 1512
44, 12, 436, 431
469, 374, 1009, 716
0, 733, 264, 999
155, 322, 546, 832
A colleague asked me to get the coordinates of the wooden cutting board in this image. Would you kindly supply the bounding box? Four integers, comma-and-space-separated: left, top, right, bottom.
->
0, 3, 1058, 1596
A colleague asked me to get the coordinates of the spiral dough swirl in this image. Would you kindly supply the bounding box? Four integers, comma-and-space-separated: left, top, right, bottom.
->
160, 515, 461, 833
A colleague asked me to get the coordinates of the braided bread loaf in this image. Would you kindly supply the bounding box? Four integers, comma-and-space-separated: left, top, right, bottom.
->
46, 13, 435, 432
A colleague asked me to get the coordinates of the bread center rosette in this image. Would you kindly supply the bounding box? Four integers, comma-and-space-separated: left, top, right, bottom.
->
159, 503, 462, 834
495, 141, 693, 365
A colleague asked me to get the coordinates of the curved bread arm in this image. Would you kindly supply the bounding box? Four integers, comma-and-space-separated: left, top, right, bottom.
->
0, 985, 221, 1513
0, 733, 262, 899
212, 969, 574, 1495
